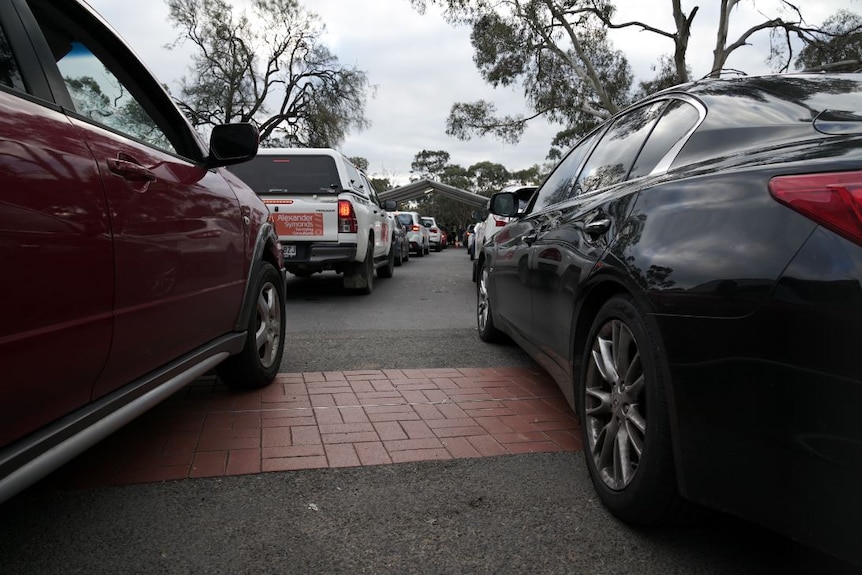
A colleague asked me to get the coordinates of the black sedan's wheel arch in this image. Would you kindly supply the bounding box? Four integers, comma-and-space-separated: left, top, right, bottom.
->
576, 291, 693, 525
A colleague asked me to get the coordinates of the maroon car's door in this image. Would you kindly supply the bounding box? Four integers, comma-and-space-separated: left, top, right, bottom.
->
76, 123, 247, 399
27, 25, 249, 398
0, 90, 113, 445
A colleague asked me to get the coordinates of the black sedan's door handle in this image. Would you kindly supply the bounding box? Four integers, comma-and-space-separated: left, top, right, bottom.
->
585, 217, 611, 236
524, 230, 538, 245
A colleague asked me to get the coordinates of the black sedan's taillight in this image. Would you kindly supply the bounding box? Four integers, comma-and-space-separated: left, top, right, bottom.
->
770, 171, 862, 246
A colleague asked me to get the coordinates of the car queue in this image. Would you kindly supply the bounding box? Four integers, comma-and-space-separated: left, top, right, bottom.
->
1, 0, 861, 571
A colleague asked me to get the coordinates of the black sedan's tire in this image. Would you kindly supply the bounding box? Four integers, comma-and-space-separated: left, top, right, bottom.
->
217, 261, 285, 390
476, 260, 504, 343
579, 295, 689, 525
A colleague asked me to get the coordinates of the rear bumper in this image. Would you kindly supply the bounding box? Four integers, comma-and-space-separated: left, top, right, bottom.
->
282, 242, 357, 269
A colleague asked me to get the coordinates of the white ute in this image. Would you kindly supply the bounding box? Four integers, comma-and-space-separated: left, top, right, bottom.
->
229, 148, 397, 294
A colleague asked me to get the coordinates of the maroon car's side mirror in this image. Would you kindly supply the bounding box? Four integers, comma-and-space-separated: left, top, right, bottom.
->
207, 123, 259, 167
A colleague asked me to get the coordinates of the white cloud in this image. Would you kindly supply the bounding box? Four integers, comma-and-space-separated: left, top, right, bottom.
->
88, 0, 857, 184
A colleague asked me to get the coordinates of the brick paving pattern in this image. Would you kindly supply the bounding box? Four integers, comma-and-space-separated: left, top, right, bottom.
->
44, 368, 582, 490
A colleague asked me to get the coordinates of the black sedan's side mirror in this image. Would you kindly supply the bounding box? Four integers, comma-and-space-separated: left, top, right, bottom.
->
489, 192, 518, 217
207, 123, 259, 167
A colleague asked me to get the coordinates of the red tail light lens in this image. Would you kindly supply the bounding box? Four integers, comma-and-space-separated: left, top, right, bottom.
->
411, 224, 420, 232
495, 219, 506, 227
338, 199, 357, 233
770, 171, 862, 246
431, 227, 438, 233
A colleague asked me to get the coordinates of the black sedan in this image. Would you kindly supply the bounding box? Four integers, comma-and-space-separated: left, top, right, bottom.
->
476, 73, 862, 567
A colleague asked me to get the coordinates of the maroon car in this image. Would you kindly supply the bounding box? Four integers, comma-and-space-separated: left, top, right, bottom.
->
0, 0, 286, 502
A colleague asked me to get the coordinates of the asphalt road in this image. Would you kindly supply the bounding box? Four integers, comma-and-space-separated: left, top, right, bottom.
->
1, 247, 856, 574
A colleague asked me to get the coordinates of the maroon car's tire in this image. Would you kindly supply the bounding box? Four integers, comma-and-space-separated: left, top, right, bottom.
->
218, 261, 285, 390
579, 295, 692, 525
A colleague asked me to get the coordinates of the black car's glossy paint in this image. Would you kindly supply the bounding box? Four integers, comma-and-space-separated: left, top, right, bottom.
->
479, 73, 862, 566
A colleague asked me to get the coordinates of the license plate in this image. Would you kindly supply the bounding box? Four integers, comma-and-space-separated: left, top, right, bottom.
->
282, 244, 297, 258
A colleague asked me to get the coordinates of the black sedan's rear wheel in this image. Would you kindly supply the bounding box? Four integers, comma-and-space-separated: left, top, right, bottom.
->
580, 295, 688, 524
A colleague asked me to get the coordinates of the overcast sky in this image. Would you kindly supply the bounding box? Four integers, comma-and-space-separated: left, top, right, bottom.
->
88, 0, 855, 184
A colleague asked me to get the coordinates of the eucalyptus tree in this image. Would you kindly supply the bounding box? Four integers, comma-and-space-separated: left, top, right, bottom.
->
414, 0, 632, 153
791, 9, 862, 71
412, 0, 856, 154
166, 0, 371, 147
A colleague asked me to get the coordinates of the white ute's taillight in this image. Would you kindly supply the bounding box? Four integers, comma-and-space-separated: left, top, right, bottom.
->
338, 199, 357, 233
769, 171, 862, 246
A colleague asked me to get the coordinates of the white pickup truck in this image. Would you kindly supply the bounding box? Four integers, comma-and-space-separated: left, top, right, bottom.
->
228, 148, 397, 294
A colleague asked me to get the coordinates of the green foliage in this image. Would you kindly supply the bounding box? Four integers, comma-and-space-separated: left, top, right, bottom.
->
794, 10, 862, 70
166, 0, 371, 148
405, 149, 545, 227
349, 156, 370, 171
444, 1, 632, 155
634, 55, 690, 101
410, 150, 452, 180
418, 0, 859, 161
371, 177, 392, 191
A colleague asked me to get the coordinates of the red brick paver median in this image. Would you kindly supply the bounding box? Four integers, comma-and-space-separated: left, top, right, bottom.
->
44, 368, 582, 490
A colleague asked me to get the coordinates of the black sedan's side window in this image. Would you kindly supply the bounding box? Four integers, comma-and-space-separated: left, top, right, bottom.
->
575, 101, 667, 195
0, 23, 24, 91
531, 132, 598, 211
629, 100, 700, 178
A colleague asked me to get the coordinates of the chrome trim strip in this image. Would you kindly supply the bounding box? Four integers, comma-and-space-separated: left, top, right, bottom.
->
0, 353, 228, 504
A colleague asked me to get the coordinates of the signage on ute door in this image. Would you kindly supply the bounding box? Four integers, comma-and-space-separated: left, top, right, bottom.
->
272, 213, 324, 236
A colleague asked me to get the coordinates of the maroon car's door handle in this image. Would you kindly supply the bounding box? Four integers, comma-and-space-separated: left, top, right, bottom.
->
106, 156, 157, 183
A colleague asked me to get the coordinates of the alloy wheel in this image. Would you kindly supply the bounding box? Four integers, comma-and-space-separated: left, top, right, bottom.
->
477, 266, 491, 333
255, 280, 282, 369
584, 318, 647, 491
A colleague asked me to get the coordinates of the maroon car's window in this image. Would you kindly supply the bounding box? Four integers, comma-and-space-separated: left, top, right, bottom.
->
0, 24, 24, 91
26, 3, 176, 153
